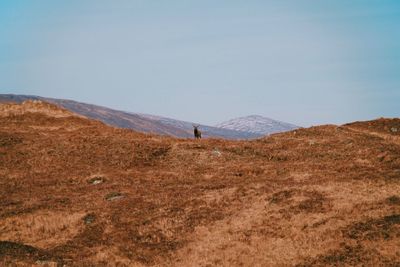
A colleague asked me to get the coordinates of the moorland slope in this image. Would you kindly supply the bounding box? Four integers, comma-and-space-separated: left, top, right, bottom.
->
0, 101, 399, 266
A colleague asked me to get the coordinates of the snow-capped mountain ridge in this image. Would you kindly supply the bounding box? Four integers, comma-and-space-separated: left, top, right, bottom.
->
215, 115, 298, 135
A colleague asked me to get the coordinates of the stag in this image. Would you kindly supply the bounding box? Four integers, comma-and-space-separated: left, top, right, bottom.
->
193, 125, 202, 139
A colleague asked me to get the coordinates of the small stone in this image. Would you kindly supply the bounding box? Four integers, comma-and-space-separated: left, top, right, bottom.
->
88, 176, 105, 185
105, 192, 124, 201
212, 149, 222, 157
390, 127, 398, 133
83, 214, 95, 225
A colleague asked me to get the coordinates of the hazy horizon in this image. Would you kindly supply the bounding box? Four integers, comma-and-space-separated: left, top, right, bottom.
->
1, 1, 399, 127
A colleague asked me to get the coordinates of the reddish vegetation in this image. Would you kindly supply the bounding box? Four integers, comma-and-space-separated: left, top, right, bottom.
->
0, 101, 399, 266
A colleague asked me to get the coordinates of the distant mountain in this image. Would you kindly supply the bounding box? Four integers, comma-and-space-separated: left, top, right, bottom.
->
215, 115, 299, 135
0, 94, 260, 139
138, 113, 259, 139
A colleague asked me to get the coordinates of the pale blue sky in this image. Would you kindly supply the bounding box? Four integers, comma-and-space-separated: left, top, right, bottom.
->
1, 1, 399, 126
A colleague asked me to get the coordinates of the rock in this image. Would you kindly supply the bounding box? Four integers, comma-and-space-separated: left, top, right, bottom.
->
105, 192, 124, 201
88, 176, 105, 185
212, 149, 222, 157
83, 214, 96, 225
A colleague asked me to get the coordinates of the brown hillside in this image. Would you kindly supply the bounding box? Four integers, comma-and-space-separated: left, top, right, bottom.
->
0, 102, 399, 266
0, 100, 80, 118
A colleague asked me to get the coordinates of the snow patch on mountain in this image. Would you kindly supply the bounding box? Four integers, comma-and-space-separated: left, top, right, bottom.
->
215, 115, 298, 135
137, 113, 260, 139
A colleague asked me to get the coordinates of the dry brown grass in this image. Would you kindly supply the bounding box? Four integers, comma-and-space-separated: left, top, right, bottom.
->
0, 211, 85, 249
0, 102, 399, 266
0, 100, 78, 118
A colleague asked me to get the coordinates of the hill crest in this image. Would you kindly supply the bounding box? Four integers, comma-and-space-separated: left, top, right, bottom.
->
0, 94, 266, 139
0, 100, 79, 118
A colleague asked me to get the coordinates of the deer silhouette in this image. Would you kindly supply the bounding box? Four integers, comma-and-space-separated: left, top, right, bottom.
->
193, 125, 202, 139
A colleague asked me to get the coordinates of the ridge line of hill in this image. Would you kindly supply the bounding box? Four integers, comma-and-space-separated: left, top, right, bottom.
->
0, 94, 297, 139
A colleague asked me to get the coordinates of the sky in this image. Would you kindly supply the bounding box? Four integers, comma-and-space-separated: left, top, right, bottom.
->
0, 0, 399, 126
